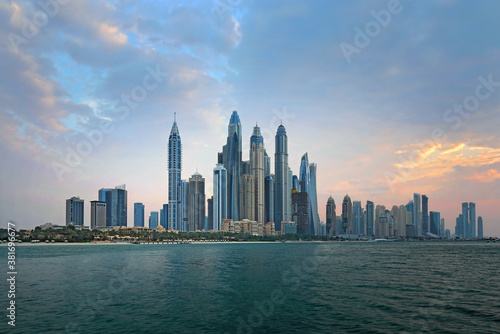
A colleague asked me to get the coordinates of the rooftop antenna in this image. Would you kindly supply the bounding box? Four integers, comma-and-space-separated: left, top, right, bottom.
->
174, 112, 176, 122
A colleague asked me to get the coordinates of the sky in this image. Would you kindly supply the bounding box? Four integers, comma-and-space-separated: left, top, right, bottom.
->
1, 0, 499, 236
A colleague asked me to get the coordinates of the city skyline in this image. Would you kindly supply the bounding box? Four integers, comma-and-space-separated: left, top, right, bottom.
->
1, 1, 499, 236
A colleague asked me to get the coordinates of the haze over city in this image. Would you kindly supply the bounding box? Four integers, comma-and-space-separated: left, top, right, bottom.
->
1, 0, 499, 236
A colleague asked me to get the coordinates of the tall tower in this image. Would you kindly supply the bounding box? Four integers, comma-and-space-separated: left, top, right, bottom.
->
188, 172, 205, 231
461, 202, 469, 238
422, 195, 429, 235
250, 125, 265, 223
342, 194, 353, 234
274, 124, 290, 230
308, 163, 321, 235
326, 196, 336, 237
222, 111, 242, 221
353, 201, 363, 235
66, 196, 84, 226
239, 174, 254, 221
477, 216, 483, 238
168, 114, 182, 230
265, 175, 274, 223
469, 202, 476, 238
413, 193, 421, 236
299, 153, 320, 235
366, 200, 374, 237
213, 163, 227, 231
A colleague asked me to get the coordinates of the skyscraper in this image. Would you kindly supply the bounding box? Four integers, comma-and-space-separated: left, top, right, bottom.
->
90, 200, 106, 229
188, 172, 205, 231
274, 124, 290, 230
168, 114, 182, 231
179, 179, 188, 231
461, 202, 469, 238
430, 211, 441, 236
413, 193, 421, 236
265, 175, 274, 223
298, 153, 320, 235
353, 201, 363, 235
207, 196, 214, 231
342, 195, 353, 234
66, 196, 84, 226
240, 174, 254, 220
292, 191, 309, 234
366, 201, 375, 237
308, 163, 321, 235
477, 216, 483, 238
422, 195, 429, 235
222, 111, 242, 221
326, 196, 336, 237
160, 204, 168, 229
98, 185, 127, 227
469, 202, 476, 238
134, 202, 145, 227
149, 211, 159, 229
250, 125, 265, 223
213, 163, 227, 231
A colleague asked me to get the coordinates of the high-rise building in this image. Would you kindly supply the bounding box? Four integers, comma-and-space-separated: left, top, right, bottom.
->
440, 218, 445, 237
430, 211, 441, 236
149, 211, 159, 229
455, 214, 464, 238
264, 151, 271, 177
292, 175, 299, 191
250, 125, 265, 223
265, 175, 274, 223
413, 193, 421, 236
353, 201, 363, 235
298, 153, 320, 235
66, 196, 84, 226
469, 202, 476, 238
422, 195, 429, 235
188, 172, 205, 231
461, 202, 469, 238
213, 164, 227, 231
240, 174, 254, 220
375, 205, 387, 238
207, 196, 214, 231
168, 115, 182, 231
477, 216, 483, 238
342, 194, 353, 234
366, 201, 374, 237
160, 204, 168, 229
292, 192, 309, 234
134, 203, 145, 227
326, 196, 336, 237
274, 124, 290, 230
308, 163, 321, 235
99, 185, 127, 227
90, 200, 106, 229
179, 180, 188, 231
222, 111, 243, 221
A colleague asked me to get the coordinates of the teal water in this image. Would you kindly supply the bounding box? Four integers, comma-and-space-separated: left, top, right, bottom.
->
1, 242, 500, 333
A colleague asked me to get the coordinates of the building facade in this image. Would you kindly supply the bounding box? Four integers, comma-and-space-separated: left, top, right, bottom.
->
66, 196, 84, 226
168, 115, 182, 231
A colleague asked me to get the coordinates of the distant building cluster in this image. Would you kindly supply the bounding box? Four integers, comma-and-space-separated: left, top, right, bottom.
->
64, 111, 485, 239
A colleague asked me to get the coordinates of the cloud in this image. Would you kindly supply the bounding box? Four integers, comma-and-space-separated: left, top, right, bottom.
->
466, 169, 500, 183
